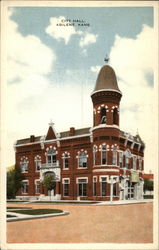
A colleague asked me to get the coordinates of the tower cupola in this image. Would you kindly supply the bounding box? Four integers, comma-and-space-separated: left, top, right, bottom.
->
94, 65, 121, 93
91, 65, 122, 127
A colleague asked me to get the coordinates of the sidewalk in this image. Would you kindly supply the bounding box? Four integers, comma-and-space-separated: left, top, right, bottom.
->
7, 210, 69, 222
93, 199, 153, 205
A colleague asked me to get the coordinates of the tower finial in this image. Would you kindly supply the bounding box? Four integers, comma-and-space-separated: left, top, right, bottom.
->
49, 119, 54, 127
104, 54, 109, 64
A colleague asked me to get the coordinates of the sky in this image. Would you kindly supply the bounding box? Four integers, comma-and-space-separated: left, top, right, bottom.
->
3, 4, 157, 173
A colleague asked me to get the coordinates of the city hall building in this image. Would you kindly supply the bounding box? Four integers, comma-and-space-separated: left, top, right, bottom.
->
15, 64, 145, 201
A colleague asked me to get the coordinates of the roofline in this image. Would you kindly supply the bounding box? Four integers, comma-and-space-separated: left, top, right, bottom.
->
91, 88, 122, 97
15, 133, 91, 147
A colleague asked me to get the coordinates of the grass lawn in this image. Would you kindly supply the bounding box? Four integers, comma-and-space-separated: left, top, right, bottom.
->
7, 215, 17, 218
7, 207, 32, 210
10, 208, 63, 215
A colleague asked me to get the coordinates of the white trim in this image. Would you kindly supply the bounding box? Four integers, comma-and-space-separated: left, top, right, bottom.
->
91, 88, 122, 96
90, 124, 119, 132
62, 178, 70, 184
93, 176, 97, 182
76, 177, 88, 184
93, 169, 119, 172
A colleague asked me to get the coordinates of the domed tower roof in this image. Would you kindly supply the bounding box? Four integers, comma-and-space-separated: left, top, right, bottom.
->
94, 65, 121, 93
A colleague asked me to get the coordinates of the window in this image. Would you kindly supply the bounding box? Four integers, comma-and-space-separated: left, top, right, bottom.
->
34, 156, 41, 171
133, 156, 137, 170
77, 178, 87, 196
125, 156, 129, 169
112, 146, 117, 165
35, 180, 40, 194
20, 157, 28, 173
113, 182, 117, 196
101, 145, 107, 165
93, 177, 97, 196
78, 152, 87, 168
93, 146, 97, 166
21, 181, 29, 194
63, 153, 69, 169
63, 179, 70, 196
139, 158, 142, 170
119, 152, 123, 168
100, 177, 107, 196
125, 150, 131, 168
113, 108, 118, 125
47, 148, 56, 164
100, 107, 106, 124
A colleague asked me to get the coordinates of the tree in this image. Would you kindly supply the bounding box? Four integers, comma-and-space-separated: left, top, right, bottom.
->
7, 166, 23, 199
42, 174, 56, 199
144, 179, 153, 194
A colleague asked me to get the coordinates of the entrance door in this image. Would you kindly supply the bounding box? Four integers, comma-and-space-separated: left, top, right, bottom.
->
128, 182, 135, 199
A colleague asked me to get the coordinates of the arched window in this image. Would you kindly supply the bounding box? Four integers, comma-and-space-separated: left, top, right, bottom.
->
34, 155, 41, 171
101, 145, 107, 165
113, 108, 118, 125
47, 148, 56, 164
78, 152, 87, 168
100, 107, 106, 124
20, 157, 29, 173
112, 146, 117, 165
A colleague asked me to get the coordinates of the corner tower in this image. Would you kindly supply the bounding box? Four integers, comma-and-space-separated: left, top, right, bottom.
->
91, 65, 122, 127
91, 65, 122, 171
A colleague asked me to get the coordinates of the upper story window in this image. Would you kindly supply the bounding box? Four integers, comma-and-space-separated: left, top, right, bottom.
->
112, 145, 117, 165
34, 155, 41, 171
46, 147, 57, 164
113, 108, 118, 125
100, 107, 106, 124
78, 151, 88, 168
62, 152, 70, 169
133, 156, 137, 170
100, 145, 107, 165
20, 156, 29, 173
139, 157, 142, 170
119, 152, 123, 168
93, 145, 98, 166
125, 149, 131, 169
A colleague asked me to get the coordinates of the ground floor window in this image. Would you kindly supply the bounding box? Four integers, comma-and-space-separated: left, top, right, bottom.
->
113, 183, 117, 196
77, 178, 88, 196
100, 177, 107, 196
35, 180, 40, 194
63, 179, 70, 196
93, 177, 97, 196
21, 180, 29, 194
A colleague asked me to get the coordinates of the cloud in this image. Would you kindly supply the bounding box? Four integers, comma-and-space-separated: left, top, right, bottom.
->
45, 16, 82, 44
7, 11, 55, 85
109, 24, 156, 173
79, 32, 98, 47
90, 65, 101, 73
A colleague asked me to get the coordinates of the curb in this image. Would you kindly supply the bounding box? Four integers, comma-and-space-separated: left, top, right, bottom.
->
7, 211, 70, 222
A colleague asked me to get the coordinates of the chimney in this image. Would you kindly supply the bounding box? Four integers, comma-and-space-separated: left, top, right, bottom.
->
30, 135, 35, 142
69, 127, 75, 136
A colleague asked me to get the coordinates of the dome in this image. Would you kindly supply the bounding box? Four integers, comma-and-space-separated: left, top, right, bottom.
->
94, 65, 121, 92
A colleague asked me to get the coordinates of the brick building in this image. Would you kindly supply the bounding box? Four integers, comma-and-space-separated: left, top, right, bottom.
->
15, 64, 145, 201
